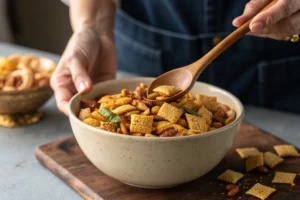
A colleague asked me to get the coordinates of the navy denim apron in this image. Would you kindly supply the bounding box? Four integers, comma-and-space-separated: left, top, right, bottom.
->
115, 0, 300, 114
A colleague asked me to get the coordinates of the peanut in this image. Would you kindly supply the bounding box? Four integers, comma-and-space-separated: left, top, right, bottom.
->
226, 110, 236, 119
177, 118, 188, 128
225, 184, 236, 191
227, 186, 239, 197
225, 117, 234, 125
121, 89, 129, 97
211, 122, 223, 128
217, 104, 230, 112
257, 166, 269, 173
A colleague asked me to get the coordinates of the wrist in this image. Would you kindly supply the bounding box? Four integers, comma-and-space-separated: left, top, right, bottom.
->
70, 0, 116, 37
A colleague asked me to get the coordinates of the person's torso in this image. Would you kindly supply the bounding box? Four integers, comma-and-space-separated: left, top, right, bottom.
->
115, 0, 300, 113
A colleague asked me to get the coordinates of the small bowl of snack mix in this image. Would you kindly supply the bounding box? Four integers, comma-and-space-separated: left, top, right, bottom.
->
0, 54, 56, 116
68, 78, 244, 188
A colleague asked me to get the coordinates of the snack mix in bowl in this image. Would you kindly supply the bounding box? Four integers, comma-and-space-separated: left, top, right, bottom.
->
78, 83, 236, 137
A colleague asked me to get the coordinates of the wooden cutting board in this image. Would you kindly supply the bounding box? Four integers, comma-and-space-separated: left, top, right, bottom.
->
35, 122, 300, 200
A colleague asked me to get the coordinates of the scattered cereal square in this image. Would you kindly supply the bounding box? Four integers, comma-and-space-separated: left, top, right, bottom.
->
130, 114, 153, 134
217, 169, 244, 184
198, 106, 213, 125
185, 113, 209, 133
263, 151, 284, 168
236, 147, 260, 159
274, 145, 299, 157
153, 85, 181, 97
157, 103, 183, 123
246, 153, 264, 172
246, 183, 276, 200
272, 172, 297, 185
112, 104, 137, 115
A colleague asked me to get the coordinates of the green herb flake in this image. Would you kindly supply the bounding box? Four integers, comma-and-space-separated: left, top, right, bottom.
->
99, 108, 121, 123
183, 106, 200, 117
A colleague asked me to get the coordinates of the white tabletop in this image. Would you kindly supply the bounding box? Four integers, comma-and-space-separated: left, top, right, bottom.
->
0, 42, 299, 200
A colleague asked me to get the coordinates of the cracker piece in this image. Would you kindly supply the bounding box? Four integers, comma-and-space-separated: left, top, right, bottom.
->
130, 114, 153, 134
263, 151, 284, 168
246, 183, 276, 200
157, 103, 183, 123
185, 113, 209, 133
217, 169, 244, 184
198, 105, 213, 125
83, 117, 100, 127
236, 147, 260, 159
272, 172, 297, 185
112, 104, 136, 115
153, 85, 181, 97
274, 145, 299, 157
195, 94, 218, 111
246, 153, 264, 172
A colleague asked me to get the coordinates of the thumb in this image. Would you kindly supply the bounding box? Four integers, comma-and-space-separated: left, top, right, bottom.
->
69, 55, 92, 94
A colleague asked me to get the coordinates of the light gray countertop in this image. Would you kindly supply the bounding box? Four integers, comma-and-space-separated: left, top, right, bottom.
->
0, 42, 299, 200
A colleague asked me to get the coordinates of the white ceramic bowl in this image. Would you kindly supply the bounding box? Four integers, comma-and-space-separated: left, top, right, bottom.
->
68, 78, 244, 189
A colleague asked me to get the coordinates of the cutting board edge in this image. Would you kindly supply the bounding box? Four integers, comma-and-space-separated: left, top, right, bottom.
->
35, 146, 103, 200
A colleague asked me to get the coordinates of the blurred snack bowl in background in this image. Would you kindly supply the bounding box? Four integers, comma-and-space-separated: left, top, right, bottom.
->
0, 54, 56, 116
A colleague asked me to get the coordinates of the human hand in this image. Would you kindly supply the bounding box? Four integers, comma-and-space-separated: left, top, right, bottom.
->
233, 0, 300, 41
50, 27, 116, 116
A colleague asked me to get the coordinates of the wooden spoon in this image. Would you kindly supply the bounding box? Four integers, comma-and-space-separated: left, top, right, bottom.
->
146, 0, 277, 103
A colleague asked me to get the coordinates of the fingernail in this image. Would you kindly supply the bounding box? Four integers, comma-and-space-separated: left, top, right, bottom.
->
78, 82, 86, 93
250, 22, 263, 32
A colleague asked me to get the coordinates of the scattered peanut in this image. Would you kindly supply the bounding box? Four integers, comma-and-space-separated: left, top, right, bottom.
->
226, 184, 236, 191
257, 166, 269, 173
227, 185, 239, 197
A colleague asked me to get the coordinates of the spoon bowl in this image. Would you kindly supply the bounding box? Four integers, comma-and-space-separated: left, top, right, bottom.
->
146, 67, 193, 102
146, 0, 277, 104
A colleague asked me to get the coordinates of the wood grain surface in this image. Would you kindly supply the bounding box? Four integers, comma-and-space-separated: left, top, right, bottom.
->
35, 122, 300, 200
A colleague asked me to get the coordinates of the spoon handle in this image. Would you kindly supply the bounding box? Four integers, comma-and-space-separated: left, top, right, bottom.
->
187, 0, 278, 78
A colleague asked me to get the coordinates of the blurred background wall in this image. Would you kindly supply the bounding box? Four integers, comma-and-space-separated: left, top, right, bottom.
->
1, 0, 72, 54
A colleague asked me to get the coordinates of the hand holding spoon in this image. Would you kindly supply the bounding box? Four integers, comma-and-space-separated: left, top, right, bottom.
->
146, 0, 277, 103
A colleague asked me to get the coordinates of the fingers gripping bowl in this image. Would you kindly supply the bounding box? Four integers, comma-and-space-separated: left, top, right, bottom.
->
68, 78, 244, 188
